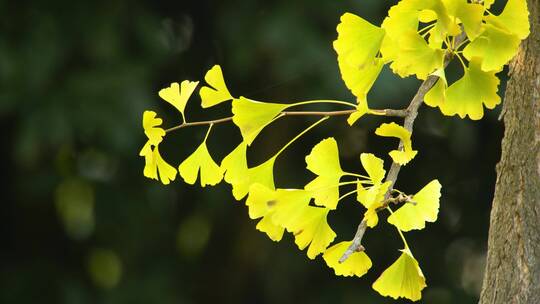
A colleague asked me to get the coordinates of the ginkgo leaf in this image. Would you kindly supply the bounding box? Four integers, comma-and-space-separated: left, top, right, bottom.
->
142, 146, 177, 185
453, 2, 484, 40
390, 30, 445, 80
288, 206, 336, 259
380, 0, 421, 62
443, 57, 501, 120
256, 215, 284, 242
221, 142, 248, 187
199, 65, 234, 108
323, 241, 372, 277
304, 138, 344, 209
230, 157, 277, 200
347, 98, 370, 126
178, 141, 224, 187
372, 249, 426, 301
246, 183, 277, 219
232, 97, 288, 145
487, 0, 530, 40
141, 110, 165, 146
424, 69, 447, 108
375, 122, 418, 165
388, 180, 442, 231
271, 189, 312, 228
159, 81, 199, 121
360, 153, 386, 185
357, 181, 391, 228
338, 57, 384, 103
423, 0, 461, 46
463, 23, 521, 72
333, 13, 385, 69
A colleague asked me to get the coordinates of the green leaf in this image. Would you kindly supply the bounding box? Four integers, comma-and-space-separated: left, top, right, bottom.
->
388, 180, 442, 231
232, 97, 288, 145
463, 23, 521, 72
304, 138, 344, 209
372, 249, 426, 301
199, 65, 234, 108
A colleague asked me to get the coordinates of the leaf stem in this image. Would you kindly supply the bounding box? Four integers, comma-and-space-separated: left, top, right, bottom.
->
387, 207, 410, 250
289, 99, 357, 108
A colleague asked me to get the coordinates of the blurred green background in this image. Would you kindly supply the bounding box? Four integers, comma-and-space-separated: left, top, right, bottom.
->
0, 0, 506, 303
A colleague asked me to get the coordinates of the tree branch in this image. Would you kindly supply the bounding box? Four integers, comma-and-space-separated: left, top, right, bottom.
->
165, 108, 407, 133
338, 32, 467, 263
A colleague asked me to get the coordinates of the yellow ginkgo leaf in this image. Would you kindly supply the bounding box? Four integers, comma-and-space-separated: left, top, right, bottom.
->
357, 181, 391, 228
178, 141, 224, 187
390, 30, 445, 80
372, 249, 427, 301
305, 138, 344, 209
388, 180, 442, 231
199, 65, 234, 108
360, 153, 386, 185
347, 98, 370, 126
463, 23, 521, 72
338, 56, 384, 103
221, 142, 249, 187
246, 183, 277, 219
141, 110, 165, 146
375, 122, 418, 165
453, 1, 484, 40
142, 146, 177, 185
232, 97, 288, 145
380, 0, 421, 62
443, 57, 501, 120
424, 68, 447, 108
288, 206, 336, 259
159, 81, 199, 121
333, 13, 386, 69
255, 215, 284, 242
487, 0, 530, 40
271, 189, 313, 228
323, 241, 372, 277
230, 157, 277, 200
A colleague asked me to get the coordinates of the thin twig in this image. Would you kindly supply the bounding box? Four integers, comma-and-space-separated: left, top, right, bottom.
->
164, 108, 407, 133
338, 32, 467, 263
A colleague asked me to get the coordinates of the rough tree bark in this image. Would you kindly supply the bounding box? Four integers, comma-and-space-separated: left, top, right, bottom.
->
479, 1, 540, 303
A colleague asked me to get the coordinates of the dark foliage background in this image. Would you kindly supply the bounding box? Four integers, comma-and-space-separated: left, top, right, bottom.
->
1, 0, 506, 303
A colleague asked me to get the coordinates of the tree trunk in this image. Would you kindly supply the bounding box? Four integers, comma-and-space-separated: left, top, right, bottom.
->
479, 1, 540, 303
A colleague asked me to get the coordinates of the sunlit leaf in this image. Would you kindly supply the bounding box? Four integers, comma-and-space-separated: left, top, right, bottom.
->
487, 0, 530, 40
178, 141, 224, 187
323, 241, 372, 277
388, 180, 442, 231
199, 65, 234, 108
230, 157, 277, 200
372, 249, 426, 301
159, 81, 199, 121
463, 24, 521, 72
333, 13, 385, 69
141, 111, 165, 146
142, 146, 177, 185
375, 122, 418, 165
390, 30, 444, 80
304, 138, 344, 209
288, 206, 336, 259
232, 97, 288, 145
443, 57, 501, 120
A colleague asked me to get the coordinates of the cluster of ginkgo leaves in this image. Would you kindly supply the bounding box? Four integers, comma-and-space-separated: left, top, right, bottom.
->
138, 0, 529, 301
